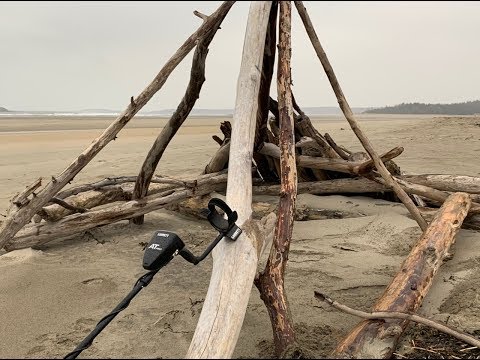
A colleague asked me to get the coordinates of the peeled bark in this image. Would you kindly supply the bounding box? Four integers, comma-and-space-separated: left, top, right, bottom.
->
332, 192, 471, 359
255, 2, 298, 356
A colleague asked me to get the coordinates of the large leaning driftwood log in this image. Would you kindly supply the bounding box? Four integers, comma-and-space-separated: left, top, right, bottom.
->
0, 1, 235, 251
255, 2, 298, 356
187, 2, 276, 358
332, 192, 471, 359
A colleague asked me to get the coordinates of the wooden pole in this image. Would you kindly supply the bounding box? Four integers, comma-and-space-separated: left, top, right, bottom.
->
294, 1, 428, 231
332, 192, 471, 359
186, 2, 275, 358
255, 2, 298, 356
0, 1, 235, 251
131, 9, 229, 224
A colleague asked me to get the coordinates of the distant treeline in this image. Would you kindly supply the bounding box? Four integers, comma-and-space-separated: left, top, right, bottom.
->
0, 107, 8, 112
364, 100, 480, 115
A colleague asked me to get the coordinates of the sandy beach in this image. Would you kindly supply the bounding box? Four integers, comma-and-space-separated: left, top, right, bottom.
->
0, 114, 479, 358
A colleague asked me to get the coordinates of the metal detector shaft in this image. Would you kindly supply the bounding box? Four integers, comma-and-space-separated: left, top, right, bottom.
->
64, 269, 159, 359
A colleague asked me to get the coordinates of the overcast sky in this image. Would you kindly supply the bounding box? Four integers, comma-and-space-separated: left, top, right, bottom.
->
1, 1, 480, 111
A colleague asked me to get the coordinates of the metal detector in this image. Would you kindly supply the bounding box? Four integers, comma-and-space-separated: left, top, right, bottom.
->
64, 197, 242, 359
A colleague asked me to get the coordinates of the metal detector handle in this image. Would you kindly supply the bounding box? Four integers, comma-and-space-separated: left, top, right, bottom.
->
179, 198, 242, 265
207, 198, 238, 233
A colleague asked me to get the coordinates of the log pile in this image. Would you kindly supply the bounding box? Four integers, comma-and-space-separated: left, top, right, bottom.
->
1, 1, 479, 359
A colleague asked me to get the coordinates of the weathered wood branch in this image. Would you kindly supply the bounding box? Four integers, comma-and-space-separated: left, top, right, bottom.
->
332, 192, 471, 359
294, 0, 427, 231
253, 177, 389, 196
401, 174, 480, 194
131, 10, 229, 225
10, 178, 42, 209
390, 177, 480, 214
193, 10, 209, 22
325, 133, 350, 159
54, 175, 195, 200
260, 142, 403, 176
315, 291, 480, 349
187, 2, 274, 358
253, 1, 279, 182
204, 142, 231, 174
6, 172, 229, 252
355, 147, 404, 174
255, 2, 298, 356
292, 96, 339, 159
37, 188, 130, 222
49, 197, 87, 214
0, 1, 236, 251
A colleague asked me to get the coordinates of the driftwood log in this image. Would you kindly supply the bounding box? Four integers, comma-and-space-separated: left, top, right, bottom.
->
186, 2, 276, 357
5, 172, 230, 251
255, 2, 298, 356
0, 1, 236, 251
332, 192, 471, 359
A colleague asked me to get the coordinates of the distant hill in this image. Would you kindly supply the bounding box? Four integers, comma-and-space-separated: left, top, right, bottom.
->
364, 100, 480, 115
0, 107, 8, 112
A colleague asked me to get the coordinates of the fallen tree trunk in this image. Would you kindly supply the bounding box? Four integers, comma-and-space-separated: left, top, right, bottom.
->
332, 192, 471, 359
253, 177, 388, 196
419, 207, 480, 231
401, 174, 480, 194
187, 2, 276, 358
6, 172, 230, 252
255, 2, 298, 356
0, 1, 236, 251
132, 9, 228, 225
36, 188, 131, 222
294, 0, 427, 231
260, 142, 404, 176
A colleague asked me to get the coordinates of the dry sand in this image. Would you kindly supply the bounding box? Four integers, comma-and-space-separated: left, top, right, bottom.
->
0, 114, 479, 358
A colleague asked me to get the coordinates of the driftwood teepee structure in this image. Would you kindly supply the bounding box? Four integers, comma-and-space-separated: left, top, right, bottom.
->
2, 1, 480, 358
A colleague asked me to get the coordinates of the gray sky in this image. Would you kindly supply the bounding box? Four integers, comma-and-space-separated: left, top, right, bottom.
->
1, 1, 480, 111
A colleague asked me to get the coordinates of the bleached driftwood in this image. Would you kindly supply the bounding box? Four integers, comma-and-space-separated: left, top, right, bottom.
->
5, 172, 230, 251
187, 2, 275, 358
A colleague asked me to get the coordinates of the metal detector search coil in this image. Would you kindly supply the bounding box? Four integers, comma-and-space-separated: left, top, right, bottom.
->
64, 197, 242, 359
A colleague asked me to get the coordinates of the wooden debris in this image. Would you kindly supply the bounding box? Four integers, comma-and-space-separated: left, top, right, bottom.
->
332, 192, 471, 359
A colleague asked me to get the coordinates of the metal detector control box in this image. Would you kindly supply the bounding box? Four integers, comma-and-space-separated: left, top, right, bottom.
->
143, 231, 185, 270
